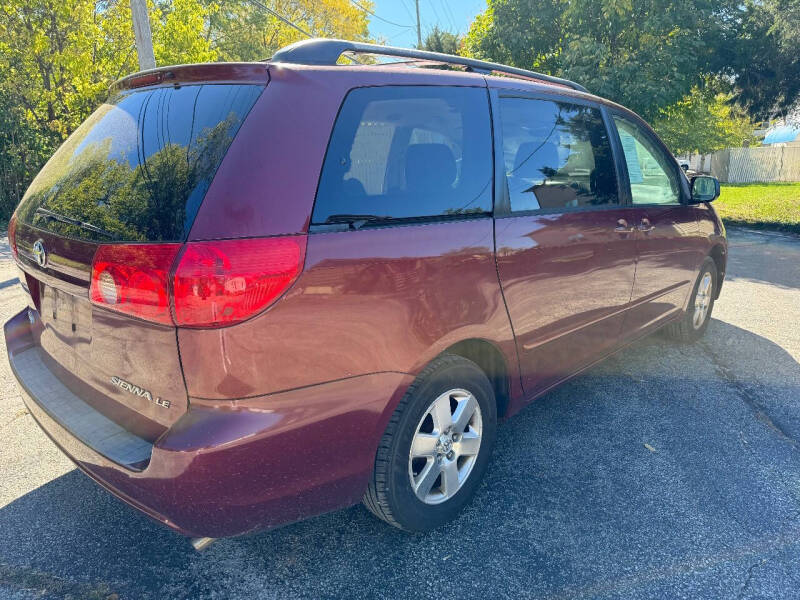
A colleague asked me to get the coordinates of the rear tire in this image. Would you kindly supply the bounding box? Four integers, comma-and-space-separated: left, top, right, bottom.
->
663, 257, 717, 343
363, 354, 497, 531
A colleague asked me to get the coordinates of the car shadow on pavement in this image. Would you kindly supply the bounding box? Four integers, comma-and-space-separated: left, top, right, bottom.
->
2, 317, 800, 599
725, 228, 800, 290
0, 277, 20, 291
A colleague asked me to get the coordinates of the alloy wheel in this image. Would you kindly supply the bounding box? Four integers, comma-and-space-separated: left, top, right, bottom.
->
693, 272, 713, 329
408, 388, 483, 505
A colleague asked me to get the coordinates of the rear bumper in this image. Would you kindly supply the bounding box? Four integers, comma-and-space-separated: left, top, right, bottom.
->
5, 308, 412, 538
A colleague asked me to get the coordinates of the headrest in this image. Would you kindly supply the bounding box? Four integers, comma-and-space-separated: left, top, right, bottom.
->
512, 140, 561, 179
405, 143, 457, 194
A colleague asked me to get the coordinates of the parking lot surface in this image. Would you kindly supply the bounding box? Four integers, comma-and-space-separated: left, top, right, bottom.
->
1, 227, 799, 599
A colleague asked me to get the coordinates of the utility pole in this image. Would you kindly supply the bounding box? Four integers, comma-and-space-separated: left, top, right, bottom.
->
130, 0, 156, 71
415, 0, 422, 48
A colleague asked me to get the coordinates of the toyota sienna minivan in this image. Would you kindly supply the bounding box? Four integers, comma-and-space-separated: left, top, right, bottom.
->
4, 39, 727, 548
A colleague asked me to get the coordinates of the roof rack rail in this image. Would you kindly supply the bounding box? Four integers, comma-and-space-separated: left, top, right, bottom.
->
268, 38, 588, 94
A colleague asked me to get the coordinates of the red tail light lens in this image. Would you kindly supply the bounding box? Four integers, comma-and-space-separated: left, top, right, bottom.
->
172, 236, 307, 328
90, 244, 182, 325
89, 236, 306, 327
8, 214, 18, 259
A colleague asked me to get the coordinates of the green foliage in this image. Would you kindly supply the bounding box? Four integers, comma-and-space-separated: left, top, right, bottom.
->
652, 84, 759, 155
730, 0, 800, 119
154, 0, 219, 65
0, 0, 372, 222
464, 0, 735, 121
204, 0, 371, 62
20, 116, 235, 241
0, 90, 49, 221
464, 0, 798, 123
420, 26, 462, 55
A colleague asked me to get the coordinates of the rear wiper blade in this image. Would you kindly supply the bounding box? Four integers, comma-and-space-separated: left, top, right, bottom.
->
323, 214, 396, 230
35, 208, 117, 239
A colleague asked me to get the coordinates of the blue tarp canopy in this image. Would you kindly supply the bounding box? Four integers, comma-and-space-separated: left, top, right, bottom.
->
763, 124, 800, 145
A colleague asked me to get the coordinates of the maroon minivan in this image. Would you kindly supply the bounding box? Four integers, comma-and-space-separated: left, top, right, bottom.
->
5, 39, 727, 548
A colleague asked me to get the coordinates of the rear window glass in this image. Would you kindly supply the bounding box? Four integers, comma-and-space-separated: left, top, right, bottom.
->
17, 84, 264, 242
499, 97, 617, 212
313, 86, 493, 225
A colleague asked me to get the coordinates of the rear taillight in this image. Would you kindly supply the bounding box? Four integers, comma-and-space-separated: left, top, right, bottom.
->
173, 236, 306, 328
90, 244, 182, 325
8, 214, 18, 259
89, 236, 306, 327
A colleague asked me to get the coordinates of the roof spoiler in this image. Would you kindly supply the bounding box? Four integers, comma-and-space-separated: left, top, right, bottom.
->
268, 38, 588, 93
109, 63, 268, 95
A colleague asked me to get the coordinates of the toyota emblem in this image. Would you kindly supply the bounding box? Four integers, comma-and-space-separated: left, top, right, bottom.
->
32, 239, 47, 268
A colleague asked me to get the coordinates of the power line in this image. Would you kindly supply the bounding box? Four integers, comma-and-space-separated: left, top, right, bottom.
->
386, 27, 415, 43
245, 0, 313, 38
398, 0, 416, 23
245, 0, 361, 63
439, 0, 456, 31
427, 0, 442, 29
348, 0, 413, 28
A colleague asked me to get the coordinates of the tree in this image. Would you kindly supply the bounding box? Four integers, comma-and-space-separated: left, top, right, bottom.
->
154, 0, 219, 65
463, 0, 738, 121
0, 92, 47, 220
421, 26, 461, 55
0, 0, 217, 220
20, 114, 238, 242
464, 0, 799, 123
204, 0, 371, 62
652, 84, 758, 155
728, 0, 800, 119
0, 0, 372, 222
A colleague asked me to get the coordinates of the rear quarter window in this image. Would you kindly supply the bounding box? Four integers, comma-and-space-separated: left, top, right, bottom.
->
17, 84, 264, 242
313, 86, 493, 225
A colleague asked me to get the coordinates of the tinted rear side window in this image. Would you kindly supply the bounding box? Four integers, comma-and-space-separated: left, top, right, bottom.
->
313, 86, 493, 224
17, 84, 264, 242
499, 97, 617, 212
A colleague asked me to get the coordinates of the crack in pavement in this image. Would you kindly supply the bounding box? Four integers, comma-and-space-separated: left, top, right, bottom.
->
699, 339, 799, 449
737, 557, 768, 599
0, 562, 117, 599
0, 405, 27, 431
535, 531, 800, 600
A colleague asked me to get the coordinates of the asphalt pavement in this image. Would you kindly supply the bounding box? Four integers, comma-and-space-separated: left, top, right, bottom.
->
1, 227, 799, 599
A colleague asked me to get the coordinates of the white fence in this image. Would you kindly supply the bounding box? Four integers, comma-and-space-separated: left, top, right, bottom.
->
681, 146, 800, 183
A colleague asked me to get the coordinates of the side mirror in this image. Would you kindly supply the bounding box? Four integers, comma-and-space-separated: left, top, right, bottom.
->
690, 175, 720, 203
680, 163, 689, 172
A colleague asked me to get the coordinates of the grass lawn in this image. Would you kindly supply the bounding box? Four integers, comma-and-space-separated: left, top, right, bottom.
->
715, 182, 800, 234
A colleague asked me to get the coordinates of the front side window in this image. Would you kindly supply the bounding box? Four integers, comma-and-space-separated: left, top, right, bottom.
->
613, 116, 681, 205
499, 97, 617, 213
313, 86, 493, 225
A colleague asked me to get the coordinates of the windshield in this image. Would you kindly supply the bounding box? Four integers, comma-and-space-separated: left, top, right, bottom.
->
17, 83, 264, 242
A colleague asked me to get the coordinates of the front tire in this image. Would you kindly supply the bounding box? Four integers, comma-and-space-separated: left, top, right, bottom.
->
664, 257, 717, 343
363, 354, 497, 531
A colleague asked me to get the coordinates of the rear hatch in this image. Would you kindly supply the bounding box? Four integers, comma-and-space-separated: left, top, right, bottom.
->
11, 65, 267, 439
